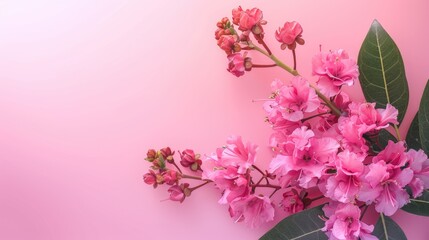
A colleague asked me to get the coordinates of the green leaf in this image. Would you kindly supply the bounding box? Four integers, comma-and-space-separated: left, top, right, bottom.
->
373, 214, 407, 240
259, 205, 327, 240
358, 19, 409, 124
402, 190, 429, 216
418, 80, 429, 154
406, 112, 422, 150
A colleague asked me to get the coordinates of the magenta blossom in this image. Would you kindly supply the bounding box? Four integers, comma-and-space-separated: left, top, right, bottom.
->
323, 202, 376, 240
217, 34, 239, 55
269, 126, 339, 188
229, 195, 275, 228
407, 149, 429, 197
143, 170, 157, 187
167, 183, 190, 203
324, 150, 365, 203
227, 53, 246, 77
280, 188, 304, 215
179, 149, 202, 171
235, 7, 263, 32
220, 135, 258, 174
275, 21, 304, 50
266, 77, 320, 122
358, 160, 413, 216
313, 49, 359, 97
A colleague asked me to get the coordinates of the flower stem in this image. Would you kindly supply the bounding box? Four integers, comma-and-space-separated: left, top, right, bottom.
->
310, 195, 325, 202
292, 49, 297, 70
252, 183, 281, 190
301, 111, 331, 122
252, 64, 277, 68
172, 162, 183, 174
181, 174, 210, 181
269, 188, 280, 198
360, 205, 369, 221
253, 34, 272, 55
393, 125, 402, 141
189, 181, 211, 191
252, 165, 266, 176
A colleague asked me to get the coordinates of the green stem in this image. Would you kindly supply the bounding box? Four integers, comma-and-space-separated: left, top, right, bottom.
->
393, 125, 401, 141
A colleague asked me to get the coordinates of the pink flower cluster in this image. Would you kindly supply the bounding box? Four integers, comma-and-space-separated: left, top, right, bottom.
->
262, 50, 429, 238
201, 136, 276, 228
144, 6, 429, 240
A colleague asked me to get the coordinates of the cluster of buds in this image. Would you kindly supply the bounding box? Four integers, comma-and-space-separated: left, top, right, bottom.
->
143, 147, 204, 203
215, 6, 305, 77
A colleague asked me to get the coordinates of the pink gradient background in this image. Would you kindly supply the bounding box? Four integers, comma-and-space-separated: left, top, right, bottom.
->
1, 1, 428, 239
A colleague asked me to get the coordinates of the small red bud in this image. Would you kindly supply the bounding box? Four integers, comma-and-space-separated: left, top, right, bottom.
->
145, 149, 157, 162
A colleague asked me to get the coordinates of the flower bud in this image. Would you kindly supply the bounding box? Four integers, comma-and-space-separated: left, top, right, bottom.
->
217, 35, 239, 55
145, 149, 157, 162
160, 147, 175, 163
143, 170, 157, 188
179, 149, 202, 171
244, 57, 252, 71
227, 52, 246, 77
162, 170, 181, 185
275, 21, 304, 50
168, 183, 190, 203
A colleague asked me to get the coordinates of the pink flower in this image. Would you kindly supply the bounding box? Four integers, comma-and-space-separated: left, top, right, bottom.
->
236, 7, 263, 32
217, 35, 239, 55
348, 102, 399, 130
280, 188, 304, 215
407, 149, 429, 197
167, 183, 190, 203
229, 195, 275, 228
207, 165, 250, 204
337, 115, 371, 154
162, 170, 180, 185
312, 49, 359, 97
220, 135, 258, 174
270, 77, 320, 122
179, 149, 202, 171
358, 160, 413, 216
275, 21, 304, 50
201, 136, 256, 204
323, 202, 376, 240
324, 151, 365, 203
231, 6, 243, 25
372, 141, 408, 168
227, 53, 246, 77
143, 170, 157, 187
269, 127, 339, 188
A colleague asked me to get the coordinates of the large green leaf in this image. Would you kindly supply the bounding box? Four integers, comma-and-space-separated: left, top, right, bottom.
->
418, 80, 429, 154
260, 205, 327, 240
402, 190, 429, 216
373, 214, 407, 240
358, 19, 409, 124
406, 112, 422, 150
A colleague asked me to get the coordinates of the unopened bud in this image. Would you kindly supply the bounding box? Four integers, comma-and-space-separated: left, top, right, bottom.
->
145, 149, 157, 162
244, 57, 252, 71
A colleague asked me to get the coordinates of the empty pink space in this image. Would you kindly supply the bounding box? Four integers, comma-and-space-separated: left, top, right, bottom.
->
0, 0, 428, 239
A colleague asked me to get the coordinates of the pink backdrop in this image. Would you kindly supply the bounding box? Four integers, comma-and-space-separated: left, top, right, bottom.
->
1, 1, 429, 239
